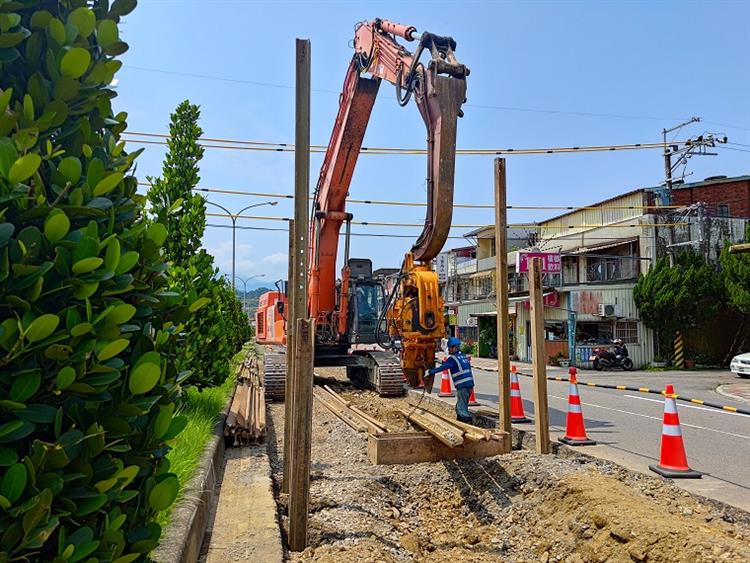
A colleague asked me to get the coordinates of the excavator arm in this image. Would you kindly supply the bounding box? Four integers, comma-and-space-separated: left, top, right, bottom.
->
308, 18, 469, 385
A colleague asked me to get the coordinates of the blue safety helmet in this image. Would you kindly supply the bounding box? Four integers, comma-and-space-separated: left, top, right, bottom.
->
447, 337, 461, 348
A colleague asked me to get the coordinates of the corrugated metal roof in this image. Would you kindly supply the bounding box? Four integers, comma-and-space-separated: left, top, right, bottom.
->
568, 237, 639, 255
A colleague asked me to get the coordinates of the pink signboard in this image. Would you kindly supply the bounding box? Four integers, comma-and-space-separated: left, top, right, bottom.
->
516, 251, 561, 274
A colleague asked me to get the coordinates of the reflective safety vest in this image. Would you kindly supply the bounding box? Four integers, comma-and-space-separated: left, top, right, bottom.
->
447, 352, 474, 389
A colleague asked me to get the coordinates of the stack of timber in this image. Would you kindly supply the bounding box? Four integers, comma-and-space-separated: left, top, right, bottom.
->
225, 355, 266, 445
313, 385, 388, 435
400, 402, 502, 448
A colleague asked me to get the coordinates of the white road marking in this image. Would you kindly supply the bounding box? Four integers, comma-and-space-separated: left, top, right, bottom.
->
623, 394, 749, 418
546, 394, 750, 442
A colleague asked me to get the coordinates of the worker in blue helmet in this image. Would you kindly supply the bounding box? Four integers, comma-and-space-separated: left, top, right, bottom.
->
427, 336, 475, 423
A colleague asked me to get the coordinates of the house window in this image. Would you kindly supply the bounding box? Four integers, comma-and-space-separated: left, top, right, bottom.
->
615, 321, 638, 344
717, 204, 730, 217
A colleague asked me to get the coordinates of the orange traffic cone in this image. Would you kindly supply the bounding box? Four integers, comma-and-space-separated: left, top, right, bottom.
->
510, 367, 531, 423
438, 357, 455, 397
559, 368, 596, 446
649, 384, 701, 478
468, 387, 480, 406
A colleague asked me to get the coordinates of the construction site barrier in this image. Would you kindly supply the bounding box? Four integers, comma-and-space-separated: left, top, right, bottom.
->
510, 370, 750, 417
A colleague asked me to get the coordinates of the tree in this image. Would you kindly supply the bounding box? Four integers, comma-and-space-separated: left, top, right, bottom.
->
0, 1, 198, 559
147, 101, 206, 265
634, 251, 723, 357
720, 225, 750, 314
147, 101, 249, 387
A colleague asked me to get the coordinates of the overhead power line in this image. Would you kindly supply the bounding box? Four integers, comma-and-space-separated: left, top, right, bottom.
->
205, 212, 688, 229
123, 131, 688, 156
123, 65, 709, 124
206, 223, 468, 239
135, 182, 681, 211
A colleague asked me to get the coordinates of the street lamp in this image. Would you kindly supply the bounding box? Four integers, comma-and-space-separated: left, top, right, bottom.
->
227, 274, 266, 315
206, 200, 277, 291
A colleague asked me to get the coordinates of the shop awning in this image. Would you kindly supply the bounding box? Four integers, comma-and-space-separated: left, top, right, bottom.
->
469, 270, 493, 279
568, 237, 639, 255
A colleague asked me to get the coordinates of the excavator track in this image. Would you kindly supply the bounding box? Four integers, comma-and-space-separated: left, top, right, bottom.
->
359, 351, 406, 397
262, 351, 287, 402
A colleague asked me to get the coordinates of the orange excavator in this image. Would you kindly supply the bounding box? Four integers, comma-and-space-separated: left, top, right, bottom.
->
259, 18, 469, 399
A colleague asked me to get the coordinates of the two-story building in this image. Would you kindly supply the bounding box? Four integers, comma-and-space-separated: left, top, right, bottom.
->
439, 176, 750, 369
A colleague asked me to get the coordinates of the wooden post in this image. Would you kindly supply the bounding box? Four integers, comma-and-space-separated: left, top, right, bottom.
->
529, 258, 550, 454
494, 158, 511, 435
287, 37, 313, 552
288, 318, 314, 551
282, 219, 296, 494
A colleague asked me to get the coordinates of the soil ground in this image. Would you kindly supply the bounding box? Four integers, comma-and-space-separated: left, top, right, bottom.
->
266, 369, 750, 563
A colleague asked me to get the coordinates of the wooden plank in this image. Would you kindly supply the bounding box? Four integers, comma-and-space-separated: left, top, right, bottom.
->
348, 405, 389, 433
313, 389, 368, 433
529, 258, 551, 454
288, 318, 314, 552
494, 157, 512, 435
399, 408, 464, 448
729, 242, 750, 254
368, 432, 507, 465
407, 400, 491, 440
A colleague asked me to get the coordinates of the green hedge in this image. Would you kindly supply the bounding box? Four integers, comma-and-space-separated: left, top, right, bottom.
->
0, 1, 200, 560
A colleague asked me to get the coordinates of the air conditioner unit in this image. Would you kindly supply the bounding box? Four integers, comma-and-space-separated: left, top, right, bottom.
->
598, 303, 622, 317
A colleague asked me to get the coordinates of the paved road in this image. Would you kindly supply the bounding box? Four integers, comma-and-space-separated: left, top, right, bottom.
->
453, 365, 750, 511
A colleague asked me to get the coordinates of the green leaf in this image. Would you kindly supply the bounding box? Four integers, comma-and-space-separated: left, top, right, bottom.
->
0, 87, 11, 115
10, 370, 41, 403
115, 251, 139, 275
73, 493, 107, 517
0, 420, 23, 440
24, 313, 59, 342
15, 404, 57, 423
22, 94, 33, 122
128, 362, 160, 395
188, 297, 211, 313
59, 156, 82, 184
109, 304, 136, 324
60, 47, 91, 79
44, 210, 70, 243
70, 322, 93, 336
148, 475, 179, 511
1, 463, 27, 503
110, 0, 138, 17
0, 138, 18, 179
97, 19, 118, 48
56, 366, 76, 390
153, 405, 173, 439
47, 18, 66, 46
67, 7, 96, 38
92, 172, 123, 196
146, 222, 167, 246
8, 153, 41, 184
104, 238, 120, 271
0, 447, 17, 466
97, 339, 128, 361
0, 31, 28, 49
72, 256, 103, 275
0, 223, 14, 248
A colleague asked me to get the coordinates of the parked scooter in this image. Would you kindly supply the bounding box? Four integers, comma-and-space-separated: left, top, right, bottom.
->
592, 339, 633, 371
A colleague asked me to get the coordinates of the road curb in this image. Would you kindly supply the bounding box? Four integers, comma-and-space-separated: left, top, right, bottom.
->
152, 386, 235, 563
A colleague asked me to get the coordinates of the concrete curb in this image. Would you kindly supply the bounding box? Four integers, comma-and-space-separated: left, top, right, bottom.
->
152, 386, 235, 563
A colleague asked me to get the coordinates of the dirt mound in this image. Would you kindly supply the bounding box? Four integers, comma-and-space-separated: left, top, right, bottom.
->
266, 388, 749, 563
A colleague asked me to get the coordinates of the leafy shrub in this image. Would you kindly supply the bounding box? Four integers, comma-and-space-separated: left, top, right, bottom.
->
0, 1, 198, 560
147, 101, 250, 388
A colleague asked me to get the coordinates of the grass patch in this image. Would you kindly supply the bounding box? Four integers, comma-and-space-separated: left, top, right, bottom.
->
156, 347, 249, 528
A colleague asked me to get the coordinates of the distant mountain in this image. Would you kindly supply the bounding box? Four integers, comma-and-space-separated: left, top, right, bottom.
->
237, 286, 274, 317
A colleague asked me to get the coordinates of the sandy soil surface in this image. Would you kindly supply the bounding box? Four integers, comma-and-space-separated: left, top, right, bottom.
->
265, 370, 750, 563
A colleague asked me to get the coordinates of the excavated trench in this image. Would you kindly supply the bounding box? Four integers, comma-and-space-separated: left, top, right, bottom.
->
265, 371, 750, 562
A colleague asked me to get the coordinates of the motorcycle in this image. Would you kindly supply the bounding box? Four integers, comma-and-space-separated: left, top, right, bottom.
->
592, 346, 633, 371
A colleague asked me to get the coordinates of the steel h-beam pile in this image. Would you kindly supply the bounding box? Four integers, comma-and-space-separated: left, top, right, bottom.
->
225, 355, 266, 445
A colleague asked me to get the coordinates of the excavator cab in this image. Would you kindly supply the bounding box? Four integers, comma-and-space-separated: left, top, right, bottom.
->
344, 259, 385, 345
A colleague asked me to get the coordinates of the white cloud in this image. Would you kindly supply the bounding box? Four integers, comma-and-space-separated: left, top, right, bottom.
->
263, 253, 287, 265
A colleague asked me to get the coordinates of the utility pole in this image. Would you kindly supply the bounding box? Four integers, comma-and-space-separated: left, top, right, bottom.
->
287, 37, 312, 553
662, 117, 700, 193
493, 158, 511, 435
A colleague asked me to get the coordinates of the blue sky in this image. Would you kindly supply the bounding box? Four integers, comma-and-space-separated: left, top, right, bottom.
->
115, 0, 750, 287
